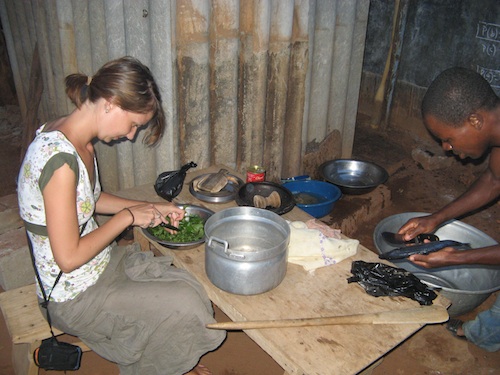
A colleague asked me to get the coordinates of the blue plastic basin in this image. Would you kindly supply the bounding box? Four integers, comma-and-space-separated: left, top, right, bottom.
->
283, 180, 342, 218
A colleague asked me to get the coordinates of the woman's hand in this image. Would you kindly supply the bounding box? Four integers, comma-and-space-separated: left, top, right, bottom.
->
154, 202, 185, 228
125, 202, 185, 229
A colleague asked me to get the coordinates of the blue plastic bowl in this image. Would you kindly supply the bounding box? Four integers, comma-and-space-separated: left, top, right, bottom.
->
283, 180, 342, 218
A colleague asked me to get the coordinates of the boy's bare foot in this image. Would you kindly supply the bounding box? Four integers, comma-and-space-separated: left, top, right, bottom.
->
446, 318, 466, 339
184, 364, 212, 375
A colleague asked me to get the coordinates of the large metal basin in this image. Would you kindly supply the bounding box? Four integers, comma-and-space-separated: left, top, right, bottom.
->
374, 212, 500, 317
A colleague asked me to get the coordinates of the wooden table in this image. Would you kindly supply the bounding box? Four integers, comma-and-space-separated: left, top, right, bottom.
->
117, 165, 447, 375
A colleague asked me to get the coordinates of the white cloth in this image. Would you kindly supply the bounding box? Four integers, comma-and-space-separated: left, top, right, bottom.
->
287, 221, 358, 272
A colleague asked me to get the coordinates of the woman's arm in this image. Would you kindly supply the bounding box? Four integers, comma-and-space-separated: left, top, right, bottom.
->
94, 191, 147, 214
96, 191, 185, 226
43, 165, 184, 272
44, 164, 130, 272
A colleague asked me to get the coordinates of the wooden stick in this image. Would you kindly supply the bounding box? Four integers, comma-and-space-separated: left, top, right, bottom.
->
371, 0, 399, 129
207, 305, 449, 330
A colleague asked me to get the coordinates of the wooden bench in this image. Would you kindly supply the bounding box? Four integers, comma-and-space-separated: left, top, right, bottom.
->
0, 284, 91, 375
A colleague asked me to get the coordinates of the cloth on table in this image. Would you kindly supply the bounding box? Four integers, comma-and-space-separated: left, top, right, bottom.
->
287, 220, 358, 272
304, 218, 342, 238
46, 243, 226, 375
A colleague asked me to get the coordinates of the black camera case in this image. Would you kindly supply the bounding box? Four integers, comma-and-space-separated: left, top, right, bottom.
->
33, 336, 82, 371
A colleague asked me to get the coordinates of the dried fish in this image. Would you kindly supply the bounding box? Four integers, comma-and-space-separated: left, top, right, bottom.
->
196, 169, 229, 193
253, 195, 266, 208
267, 191, 281, 207
253, 191, 281, 208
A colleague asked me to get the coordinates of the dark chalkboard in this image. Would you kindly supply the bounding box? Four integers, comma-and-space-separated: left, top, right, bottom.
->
363, 0, 500, 94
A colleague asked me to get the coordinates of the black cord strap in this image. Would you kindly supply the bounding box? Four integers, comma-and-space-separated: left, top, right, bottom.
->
27, 221, 88, 337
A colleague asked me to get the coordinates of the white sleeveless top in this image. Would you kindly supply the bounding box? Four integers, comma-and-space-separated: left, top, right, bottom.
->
17, 125, 110, 302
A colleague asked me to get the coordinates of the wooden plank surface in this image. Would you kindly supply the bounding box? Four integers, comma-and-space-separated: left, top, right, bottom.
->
0, 284, 64, 344
118, 165, 448, 375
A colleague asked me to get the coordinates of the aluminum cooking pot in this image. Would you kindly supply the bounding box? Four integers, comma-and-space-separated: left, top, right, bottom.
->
204, 207, 290, 295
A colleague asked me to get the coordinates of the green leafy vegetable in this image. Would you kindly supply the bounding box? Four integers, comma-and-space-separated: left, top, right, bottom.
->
148, 214, 205, 243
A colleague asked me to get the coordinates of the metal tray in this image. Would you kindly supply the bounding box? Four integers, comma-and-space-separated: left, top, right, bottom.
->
189, 173, 244, 203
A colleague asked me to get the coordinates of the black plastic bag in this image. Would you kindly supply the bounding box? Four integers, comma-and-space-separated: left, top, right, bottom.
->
347, 260, 437, 305
154, 161, 197, 201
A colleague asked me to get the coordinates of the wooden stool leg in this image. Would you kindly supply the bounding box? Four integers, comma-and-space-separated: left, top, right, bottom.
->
12, 342, 39, 375
28, 341, 41, 375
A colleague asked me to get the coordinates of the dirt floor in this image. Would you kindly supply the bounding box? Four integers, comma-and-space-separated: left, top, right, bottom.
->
0, 106, 499, 374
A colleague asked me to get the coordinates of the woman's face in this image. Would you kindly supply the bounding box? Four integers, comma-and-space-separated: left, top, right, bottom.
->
100, 105, 153, 143
424, 114, 489, 160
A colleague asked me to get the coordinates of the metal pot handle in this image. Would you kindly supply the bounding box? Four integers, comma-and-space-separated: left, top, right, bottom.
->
207, 236, 246, 259
207, 236, 228, 252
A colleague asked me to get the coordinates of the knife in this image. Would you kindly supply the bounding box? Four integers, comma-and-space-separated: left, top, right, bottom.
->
159, 222, 180, 231
381, 232, 439, 245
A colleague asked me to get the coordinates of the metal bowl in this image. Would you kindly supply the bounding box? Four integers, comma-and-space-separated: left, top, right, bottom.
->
374, 212, 500, 317
320, 159, 388, 195
282, 180, 342, 218
142, 204, 214, 250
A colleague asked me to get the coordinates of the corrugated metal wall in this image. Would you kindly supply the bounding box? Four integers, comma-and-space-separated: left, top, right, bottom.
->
0, 0, 369, 192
